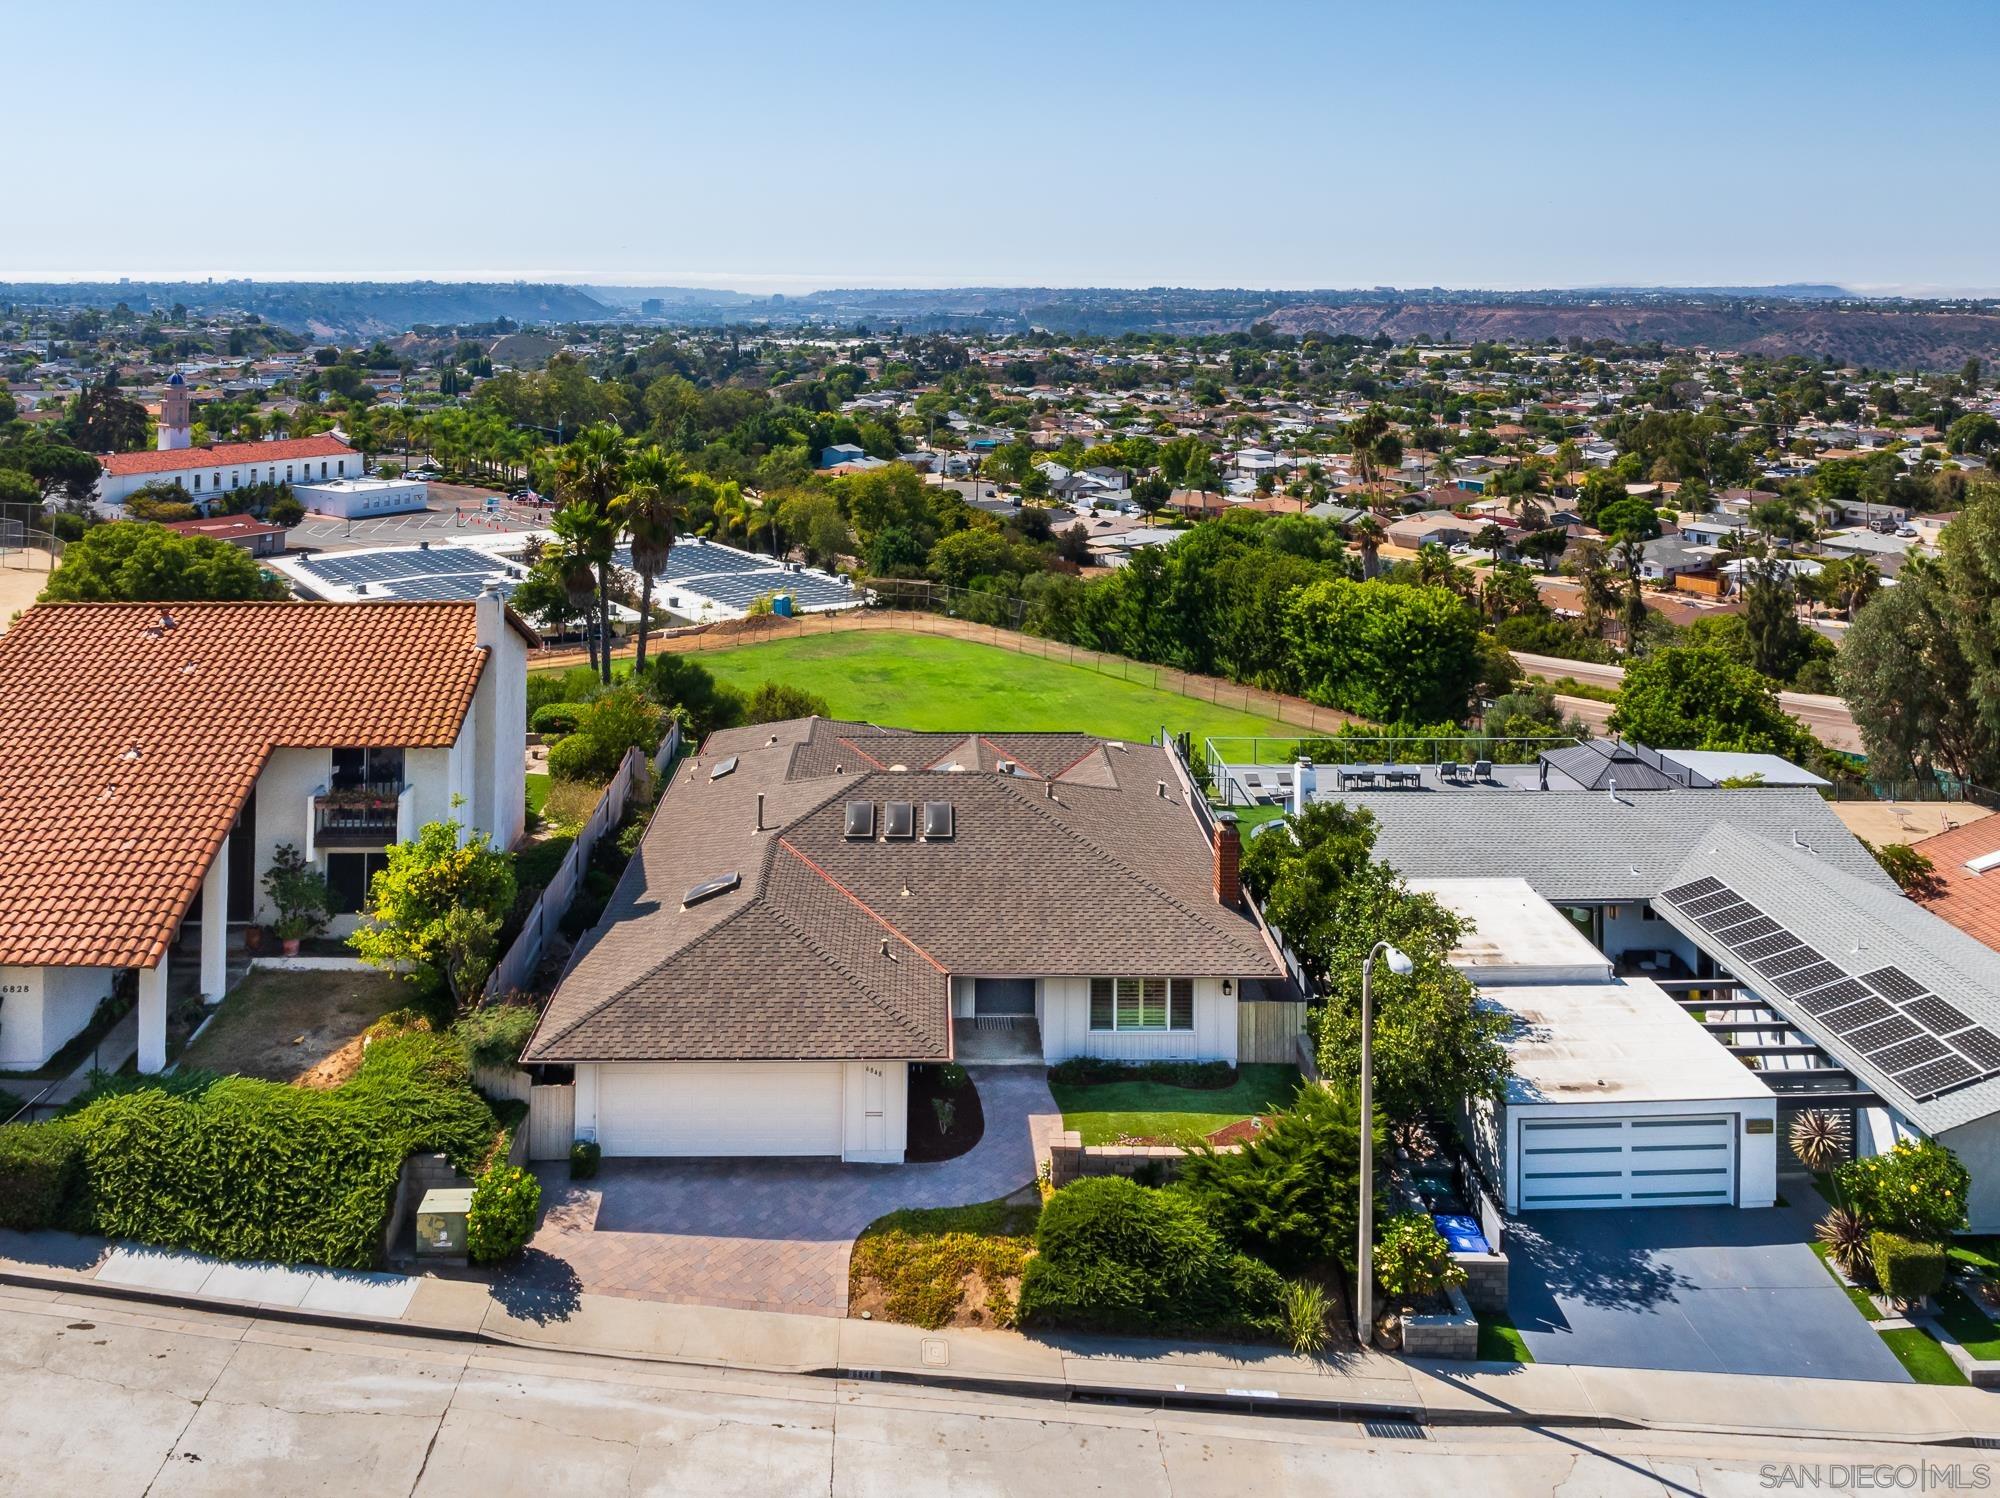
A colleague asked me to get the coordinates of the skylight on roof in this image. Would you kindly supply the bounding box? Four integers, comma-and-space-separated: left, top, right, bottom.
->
845, 801, 875, 839
923, 801, 954, 840
884, 801, 916, 839
710, 756, 739, 780
1968, 849, 2000, 875
683, 871, 740, 907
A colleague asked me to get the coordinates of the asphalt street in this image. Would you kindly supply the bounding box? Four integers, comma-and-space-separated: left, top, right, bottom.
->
0, 1289, 1962, 1496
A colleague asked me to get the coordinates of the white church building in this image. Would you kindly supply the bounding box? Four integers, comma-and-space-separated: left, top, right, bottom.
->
94, 373, 364, 510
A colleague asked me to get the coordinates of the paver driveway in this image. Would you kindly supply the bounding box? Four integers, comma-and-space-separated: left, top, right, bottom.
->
1505, 1202, 1909, 1381
509, 1067, 1059, 1316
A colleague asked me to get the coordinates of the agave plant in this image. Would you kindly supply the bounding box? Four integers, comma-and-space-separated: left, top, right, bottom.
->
1816, 1206, 1873, 1279
1789, 1110, 1850, 1175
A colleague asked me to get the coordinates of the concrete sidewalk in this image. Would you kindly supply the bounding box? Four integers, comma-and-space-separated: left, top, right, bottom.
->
0, 1232, 1992, 1447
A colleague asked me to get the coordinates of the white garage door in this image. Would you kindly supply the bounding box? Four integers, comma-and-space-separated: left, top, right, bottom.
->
1517, 1114, 1736, 1210
596, 1063, 844, 1158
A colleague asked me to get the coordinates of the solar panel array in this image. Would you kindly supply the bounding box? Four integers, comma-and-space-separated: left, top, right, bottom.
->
611, 542, 858, 613
292, 545, 525, 603
1658, 878, 2000, 1102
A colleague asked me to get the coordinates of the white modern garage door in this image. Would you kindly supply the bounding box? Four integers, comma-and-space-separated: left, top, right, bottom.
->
1517, 1114, 1736, 1210
596, 1063, 844, 1158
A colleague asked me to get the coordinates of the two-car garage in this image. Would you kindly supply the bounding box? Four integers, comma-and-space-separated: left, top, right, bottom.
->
578, 1061, 909, 1164
1515, 1113, 1741, 1210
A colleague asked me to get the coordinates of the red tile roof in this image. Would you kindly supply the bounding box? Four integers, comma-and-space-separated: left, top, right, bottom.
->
101, 435, 354, 478
1915, 816, 2000, 955
0, 601, 504, 970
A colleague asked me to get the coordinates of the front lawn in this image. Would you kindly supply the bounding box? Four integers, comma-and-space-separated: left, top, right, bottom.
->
543, 631, 1296, 744
525, 772, 551, 820
1948, 1236, 2000, 1278
1477, 1312, 1535, 1363
849, 1197, 1039, 1330
1881, 1327, 1970, 1386
1936, 1285, 2000, 1361
1051, 1063, 1302, 1146
175, 969, 410, 1087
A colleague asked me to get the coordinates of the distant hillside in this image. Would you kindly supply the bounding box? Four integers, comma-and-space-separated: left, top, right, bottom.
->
0, 281, 610, 340
1256, 301, 2000, 371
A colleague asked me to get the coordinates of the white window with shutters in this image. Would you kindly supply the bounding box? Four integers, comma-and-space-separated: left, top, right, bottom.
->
1088, 976, 1195, 1032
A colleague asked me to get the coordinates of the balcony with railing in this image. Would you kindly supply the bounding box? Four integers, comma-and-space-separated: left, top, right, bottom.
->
313, 782, 404, 848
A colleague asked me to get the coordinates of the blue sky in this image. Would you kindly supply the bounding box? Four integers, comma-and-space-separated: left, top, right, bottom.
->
13, 1, 1998, 292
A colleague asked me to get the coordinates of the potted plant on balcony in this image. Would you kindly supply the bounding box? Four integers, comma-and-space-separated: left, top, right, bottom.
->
262, 843, 331, 957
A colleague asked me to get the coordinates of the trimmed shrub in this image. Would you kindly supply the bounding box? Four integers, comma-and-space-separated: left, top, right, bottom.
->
530, 702, 589, 738
0, 1121, 84, 1230
570, 1139, 601, 1180
547, 732, 609, 783
467, 1164, 542, 1262
72, 1031, 495, 1268
453, 1003, 540, 1071
1871, 1232, 1947, 1304
743, 680, 831, 724
1046, 1058, 1234, 1089
1017, 1176, 1273, 1335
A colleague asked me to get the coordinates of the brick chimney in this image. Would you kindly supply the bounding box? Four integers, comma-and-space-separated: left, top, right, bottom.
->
1213, 811, 1241, 908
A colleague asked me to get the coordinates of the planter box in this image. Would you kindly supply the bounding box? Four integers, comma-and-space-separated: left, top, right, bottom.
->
1047, 1129, 1240, 1188
1454, 1250, 1509, 1315
1399, 1284, 1479, 1360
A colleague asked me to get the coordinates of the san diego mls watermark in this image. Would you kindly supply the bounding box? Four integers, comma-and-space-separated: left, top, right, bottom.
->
1760, 1463, 1992, 1491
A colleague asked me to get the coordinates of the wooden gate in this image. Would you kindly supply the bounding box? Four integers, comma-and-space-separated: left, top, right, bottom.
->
527, 1083, 576, 1162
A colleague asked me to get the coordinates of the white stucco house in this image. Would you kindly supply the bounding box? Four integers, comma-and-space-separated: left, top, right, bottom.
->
0, 593, 533, 1074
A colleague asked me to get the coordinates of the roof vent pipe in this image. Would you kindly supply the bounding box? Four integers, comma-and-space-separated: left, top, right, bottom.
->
1157, 780, 1168, 799
1045, 780, 1054, 800
755, 792, 765, 830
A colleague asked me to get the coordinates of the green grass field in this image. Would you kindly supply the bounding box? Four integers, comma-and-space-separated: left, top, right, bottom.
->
650, 632, 1296, 743
1052, 1064, 1302, 1145
1476, 1313, 1535, 1363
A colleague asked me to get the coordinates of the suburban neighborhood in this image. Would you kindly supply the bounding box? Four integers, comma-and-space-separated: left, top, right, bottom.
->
7, 3, 2000, 1492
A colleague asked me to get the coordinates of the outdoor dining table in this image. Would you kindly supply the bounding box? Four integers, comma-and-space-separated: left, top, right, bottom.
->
1336, 764, 1424, 789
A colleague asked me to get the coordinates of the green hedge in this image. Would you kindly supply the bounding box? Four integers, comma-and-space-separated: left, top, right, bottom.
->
66, 1031, 495, 1269
1045, 1058, 1235, 1089
1872, 1232, 1947, 1303
0, 1121, 84, 1230
1017, 1176, 1281, 1336
530, 702, 589, 738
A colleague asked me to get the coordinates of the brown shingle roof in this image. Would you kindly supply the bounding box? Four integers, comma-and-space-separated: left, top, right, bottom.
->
0, 601, 515, 969
524, 717, 1282, 1064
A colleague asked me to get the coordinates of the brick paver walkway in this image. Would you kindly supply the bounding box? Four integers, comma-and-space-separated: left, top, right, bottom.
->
509, 1067, 1060, 1316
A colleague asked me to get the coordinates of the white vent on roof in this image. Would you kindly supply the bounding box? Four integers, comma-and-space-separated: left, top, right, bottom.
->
1968, 849, 2000, 875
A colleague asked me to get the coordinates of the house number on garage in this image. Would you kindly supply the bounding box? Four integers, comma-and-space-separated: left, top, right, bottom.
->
1745, 1118, 1774, 1134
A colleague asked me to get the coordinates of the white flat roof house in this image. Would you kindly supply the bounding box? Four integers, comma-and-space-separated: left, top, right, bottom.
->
1412, 878, 1779, 1214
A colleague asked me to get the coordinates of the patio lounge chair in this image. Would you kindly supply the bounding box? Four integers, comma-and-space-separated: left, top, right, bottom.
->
1471, 759, 1493, 781
1439, 761, 1462, 784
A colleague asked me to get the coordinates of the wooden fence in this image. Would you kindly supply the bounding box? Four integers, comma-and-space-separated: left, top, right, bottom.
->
1237, 1000, 1307, 1063
486, 721, 681, 998
526, 1084, 576, 1162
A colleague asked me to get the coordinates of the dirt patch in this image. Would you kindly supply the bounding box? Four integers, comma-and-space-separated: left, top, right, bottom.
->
178, 969, 410, 1085
1204, 1115, 1271, 1147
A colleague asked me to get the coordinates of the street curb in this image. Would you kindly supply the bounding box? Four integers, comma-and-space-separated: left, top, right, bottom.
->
7, 1266, 1992, 1447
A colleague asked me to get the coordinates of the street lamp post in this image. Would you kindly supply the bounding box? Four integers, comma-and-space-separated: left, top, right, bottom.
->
1356, 939, 1413, 1348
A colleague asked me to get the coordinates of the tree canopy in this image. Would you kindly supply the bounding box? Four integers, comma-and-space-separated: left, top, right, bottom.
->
38, 521, 286, 603
1608, 645, 1819, 761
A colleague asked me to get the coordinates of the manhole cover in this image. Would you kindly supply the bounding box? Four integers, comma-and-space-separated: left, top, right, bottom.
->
921, 1338, 950, 1368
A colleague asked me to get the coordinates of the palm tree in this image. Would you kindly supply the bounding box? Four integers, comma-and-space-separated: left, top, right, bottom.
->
554, 424, 629, 685
1350, 515, 1385, 580
616, 444, 689, 674
549, 503, 609, 670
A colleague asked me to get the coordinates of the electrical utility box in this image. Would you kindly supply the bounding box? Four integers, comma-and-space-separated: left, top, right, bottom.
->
415, 1187, 474, 1259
